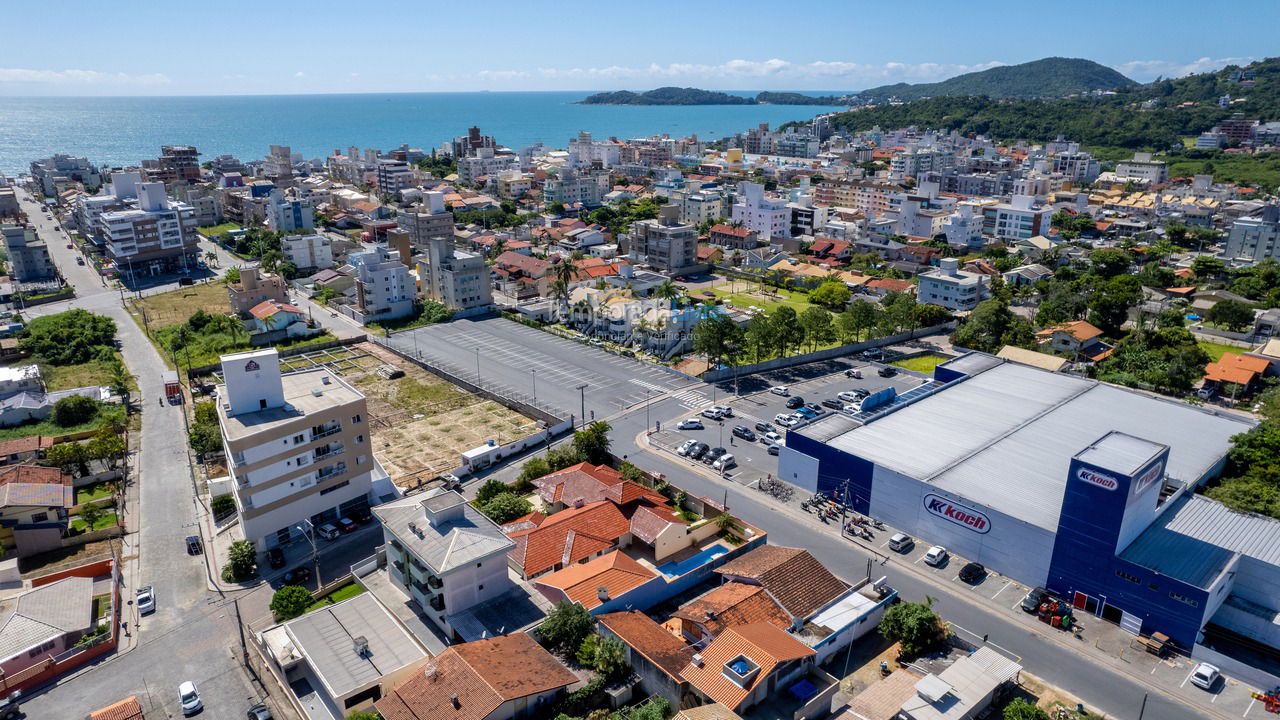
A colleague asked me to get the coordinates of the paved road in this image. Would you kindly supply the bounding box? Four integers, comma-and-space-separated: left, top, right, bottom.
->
15, 188, 273, 719
385, 316, 702, 422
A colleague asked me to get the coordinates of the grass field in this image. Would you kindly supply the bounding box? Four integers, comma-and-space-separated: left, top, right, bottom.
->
704, 279, 813, 315
40, 356, 125, 392
71, 512, 118, 533
891, 353, 951, 374
304, 582, 365, 612
197, 222, 240, 238
0, 408, 113, 441
1198, 340, 1249, 362
128, 282, 228, 328
74, 482, 114, 505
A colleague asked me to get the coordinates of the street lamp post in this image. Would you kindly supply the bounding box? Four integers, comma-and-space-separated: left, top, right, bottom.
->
645, 388, 650, 432
532, 369, 537, 408
475, 347, 481, 387
295, 519, 320, 585
576, 384, 588, 429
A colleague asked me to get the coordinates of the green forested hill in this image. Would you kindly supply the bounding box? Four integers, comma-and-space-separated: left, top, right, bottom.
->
857, 57, 1135, 101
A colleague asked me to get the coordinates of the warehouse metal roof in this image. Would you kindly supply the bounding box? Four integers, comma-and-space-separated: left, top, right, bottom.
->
1119, 495, 1238, 589
813, 359, 1252, 532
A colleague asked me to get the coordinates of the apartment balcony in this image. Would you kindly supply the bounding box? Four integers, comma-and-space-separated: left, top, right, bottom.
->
411, 579, 434, 597
429, 595, 445, 612
392, 560, 405, 575
315, 462, 347, 482
313, 443, 344, 461
310, 424, 342, 441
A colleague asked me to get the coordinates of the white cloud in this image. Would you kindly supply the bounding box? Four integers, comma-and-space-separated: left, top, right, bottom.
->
0, 67, 169, 86
1118, 57, 1254, 82
294, 71, 306, 78
468, 58, 1010, 88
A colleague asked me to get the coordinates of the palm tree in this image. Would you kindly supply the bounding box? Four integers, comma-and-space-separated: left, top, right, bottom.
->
654, 280, 680, 307
632, 318, 652, 349
204, 251, 219, 268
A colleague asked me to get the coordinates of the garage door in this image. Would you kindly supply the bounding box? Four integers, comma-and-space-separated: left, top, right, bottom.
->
1119, 610, 1143, 636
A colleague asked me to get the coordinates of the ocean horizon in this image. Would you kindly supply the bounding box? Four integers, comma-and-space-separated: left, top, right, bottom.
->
0, 91, 845, 175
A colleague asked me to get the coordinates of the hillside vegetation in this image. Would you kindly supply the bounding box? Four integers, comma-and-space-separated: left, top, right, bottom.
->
580, 87, 853, 106
857, 57, 1135, 102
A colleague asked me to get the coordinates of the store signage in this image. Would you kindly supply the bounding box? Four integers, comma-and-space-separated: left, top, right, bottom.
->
244, 360, 260, 371
1133, 461, 1164, 494
924, 494, 990, 533
1077, 467, 1118, 491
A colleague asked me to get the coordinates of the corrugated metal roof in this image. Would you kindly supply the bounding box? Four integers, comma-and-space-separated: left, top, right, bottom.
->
1119, 496, 1235, 589
1074, 432, 1166, 478
1123, 492, 1280, 586
935, 352, 1003, 377
822, 362, 1252, 532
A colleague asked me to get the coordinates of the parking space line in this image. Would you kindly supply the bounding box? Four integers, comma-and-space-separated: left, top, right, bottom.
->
1212, 691, 1219, 703
913, 555, 926, 565
990, 581, 1011, 601
1180, 668, 1195, 688
1151, 664, 1159, 674
1245, 698, 1255, 717
1011, 596, 1024, 611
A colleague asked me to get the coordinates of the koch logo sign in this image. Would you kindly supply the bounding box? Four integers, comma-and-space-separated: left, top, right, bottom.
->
924, 494, 990, 534
1133, 461, 1165, 494
1077, 467, 1119, 491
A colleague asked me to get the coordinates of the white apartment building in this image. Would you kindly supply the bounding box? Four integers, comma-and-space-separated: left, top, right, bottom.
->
376, 159, 414, 195
399, 192, 455, 247
217, 349, 378, 551
547, 168, 610, 208
349, 244, 414, 321
98, 182, 199, 279
986, 195, 1052, 242
918, 257, 990, 311
1114, 153, 1170, 185
731, 182, 790, 240
263, 145, 295, 183
676, 190, 726, 226
775, 131, 820, 159
940, 200, 993, 250
890, 146, 952, 179
628, 205, 697, 274
74, 171, 142, 243
458, 148, 517, 185
265, 190, 315, 233
567, 131, 621, 168
1, 225, 54, 282
1223, 205, 1280, 262
374, 488, 516, 639
1050, 144, 1100, 183
282, 233, 334, 271
417, 237, 491, 314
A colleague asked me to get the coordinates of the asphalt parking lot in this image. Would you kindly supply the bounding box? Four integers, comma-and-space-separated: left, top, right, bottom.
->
384, 316, 702, 421
650, 358, 927, 487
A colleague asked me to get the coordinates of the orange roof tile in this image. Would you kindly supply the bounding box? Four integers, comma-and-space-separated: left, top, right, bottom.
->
1204, 352, 1270, 386
534, 550, 656, 609
249, 299, 303, 320
377, 633, 577, 720
1036, 320, 1104, 344
679, 623, 815, 710
599, 611, 696, 681
715, 546, 847, 619
91, 697, 145, 720
506, 500, 631, 577
672, 582, 792, 636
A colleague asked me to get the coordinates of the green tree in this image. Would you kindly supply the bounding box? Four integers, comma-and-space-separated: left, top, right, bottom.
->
87, 429, 126, 470
799, 307, 835, 352
222, 539, 258, 582
1087, 276, 1142, 336
1095, 325, 1210, 395
1002, 698, 1051, 720
950, 299, 1034, 353
883, 292, 919, 334
271, 585, 313, 620
767, 306, 805, 357
1192, 256, 1227, 281
51, 395, 100, 427
1035, 281, 1088, 326
517, 457, 551, 484
1088, 248, 1132, 278
575, 633, 599, 665
476, 478, 513, 505
743, 313, 777, 363
692, 313, 744, 367
879, 599, 946, 658
810, 279, 852, 310
839, 300, 881, 343
345, 712, 382, 720
480, 492, 533, 524
572, 421, 612, 465
1206, 299, 1255, 332
77, 500, 106, 531
44, 442, 91, 477
593, 635, 629, 679
540, 601, 594, 654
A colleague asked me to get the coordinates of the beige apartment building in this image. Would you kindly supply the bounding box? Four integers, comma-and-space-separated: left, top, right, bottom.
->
217, 349, 378, 550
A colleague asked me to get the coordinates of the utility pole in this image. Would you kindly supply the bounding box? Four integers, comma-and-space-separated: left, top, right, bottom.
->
475, 347, 481, 387
576, 384, 588, 429
532, 369, 537, 407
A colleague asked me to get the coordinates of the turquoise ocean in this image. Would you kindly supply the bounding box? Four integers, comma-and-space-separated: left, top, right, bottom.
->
0, 92, 845, 174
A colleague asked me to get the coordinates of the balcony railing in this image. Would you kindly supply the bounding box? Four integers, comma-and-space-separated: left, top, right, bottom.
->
311, 424, 341, 441
313, 444, 344, 460
316, 462, 347, 481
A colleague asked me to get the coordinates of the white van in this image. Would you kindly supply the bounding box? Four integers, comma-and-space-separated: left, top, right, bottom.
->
316, 523, 341, 541
712, 454, 736, 471
888, 533, 914, 552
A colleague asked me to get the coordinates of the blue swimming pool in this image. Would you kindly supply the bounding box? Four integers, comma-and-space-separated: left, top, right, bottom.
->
657, 545, 728, 578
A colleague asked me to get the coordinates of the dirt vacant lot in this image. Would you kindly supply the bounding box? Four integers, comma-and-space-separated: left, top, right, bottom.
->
349, 344, 539, 485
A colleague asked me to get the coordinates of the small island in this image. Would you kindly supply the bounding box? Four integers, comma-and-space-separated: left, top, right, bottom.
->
579, 87, 855, 106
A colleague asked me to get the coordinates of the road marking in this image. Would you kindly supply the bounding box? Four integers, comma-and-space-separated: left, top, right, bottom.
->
1245, 698, 1255, 717
1011, 596, 1024, 611
879, 539, 892, 549
913, 555, 926, 565
1212, 691, 1219, 703
1180, 668, 1195, 688
1151, 663, 1159, 674
990, 581, 1011, 601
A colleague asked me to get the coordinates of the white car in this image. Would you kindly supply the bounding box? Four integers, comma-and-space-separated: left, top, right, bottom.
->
676, 439, 697, 456
711, 405, 734, 418
774, 414, 800, 428
761, 431, 783, 445
1190, 662, 1220, 691
701, 407, 725, 420
923, 546, 948, 567
677, 418, 704, 430
712, 454, 736, 471
769, 386, 790, 396
837, 390, 861, 403
179, 681, 202, 715
136, 585, 156, 615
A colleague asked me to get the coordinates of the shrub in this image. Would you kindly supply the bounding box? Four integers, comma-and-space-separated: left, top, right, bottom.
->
475, 478, 511, 505
20, 308, 116, 365
271, 585, 313, 619
540, 602, 593, 654
879, 599, 947, 658
576, 633, 599, 665
1003, 698, 1050, 720
479, 492, 532, 525
211, 494, 236, 517
52, 395, 100, 427
222, 539, 258, 582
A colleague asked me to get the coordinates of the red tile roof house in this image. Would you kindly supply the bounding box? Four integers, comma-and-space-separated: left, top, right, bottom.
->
862, 277, 915, 297
708, 224, 760, 251
679, 623, 825, 716
668, 582, 793, 645
598, 610, 697, 709
531, 550, 658, 612
806, 237, 852, 263
0, 464, 75, 557
0, 435, 52, 466
713, 546, 848, 621
376, 632, 578, 720
493, 250, 552, 297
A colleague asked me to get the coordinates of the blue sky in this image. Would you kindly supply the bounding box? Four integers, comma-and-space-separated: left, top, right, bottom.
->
1, 0, 1274, 96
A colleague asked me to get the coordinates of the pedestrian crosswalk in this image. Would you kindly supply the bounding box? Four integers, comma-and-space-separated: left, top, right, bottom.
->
629, 378, 711, 410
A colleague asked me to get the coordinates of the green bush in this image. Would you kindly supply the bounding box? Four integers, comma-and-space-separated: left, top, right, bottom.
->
271, 585, 313, 619
222, 539, 258, 582
211, 494, 236, 517
540, 602, 594, 654
879, 599, 947, 659
479, 492, 532, 524
52, 395, 100, 427
20, 309, 116, 365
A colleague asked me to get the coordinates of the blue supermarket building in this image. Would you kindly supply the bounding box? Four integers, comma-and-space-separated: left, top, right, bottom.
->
778, 352, 1280, 667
